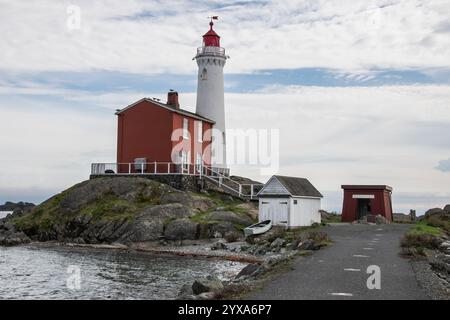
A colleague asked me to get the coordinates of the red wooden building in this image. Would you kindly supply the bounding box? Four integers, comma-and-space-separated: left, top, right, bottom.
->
115, 91, 214, 174
341, 185, 393, 222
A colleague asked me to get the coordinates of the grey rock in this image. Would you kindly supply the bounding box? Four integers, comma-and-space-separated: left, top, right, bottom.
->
375, 214, 390, 225
123, 204, 194, 242
207, 211, 253, 226
210, 241, 228, 251
0, 230, 31, 246
425, 208, 443, 217
191, 196, 215, 212
58, 177, 171, 212
164, 219, 198, 240
197, 292, 216, 300
393, 213, 411, 223
224, 231, 241, 243
289, 239, 301, 250
443, 204, 450, 212
270, 237, 286, 248
160, 192, 192, 205
177, 283, 194, 299
192, 275, 223, 295
236, 263, 260, 279
297, 239, 316, 250
207, 222, 238, 238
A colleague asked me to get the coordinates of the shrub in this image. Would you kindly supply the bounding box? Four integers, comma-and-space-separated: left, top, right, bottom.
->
307, 231, 330, 243
400, 233, 441, 250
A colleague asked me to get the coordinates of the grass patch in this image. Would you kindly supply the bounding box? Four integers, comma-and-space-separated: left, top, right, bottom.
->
400, 221, 443, 253
79, 197, 140, 222
406, 221, 443, 237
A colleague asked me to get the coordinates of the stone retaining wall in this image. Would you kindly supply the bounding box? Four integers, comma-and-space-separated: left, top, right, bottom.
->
90, 174, 202, 192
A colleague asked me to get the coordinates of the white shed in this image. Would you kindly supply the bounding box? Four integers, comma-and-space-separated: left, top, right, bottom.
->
258, 175, 323, 227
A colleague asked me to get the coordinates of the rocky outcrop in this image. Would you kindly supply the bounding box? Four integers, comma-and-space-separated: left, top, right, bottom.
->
393, 213, 412, 223
5, 177, 256, 246
164, 218, 199, 241
192, 275, 224, 295
0, 220, 31, 246
177, 275, 224, 300
207, 211, 253, 226
125, 204, 195, 242
0, 201, 35, 212
425, 207, 446, 217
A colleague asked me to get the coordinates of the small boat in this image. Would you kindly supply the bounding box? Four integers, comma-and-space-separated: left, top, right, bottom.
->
244, 220, 272, 237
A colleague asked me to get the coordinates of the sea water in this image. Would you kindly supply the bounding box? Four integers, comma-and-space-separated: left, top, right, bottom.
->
0, 245, 245, 300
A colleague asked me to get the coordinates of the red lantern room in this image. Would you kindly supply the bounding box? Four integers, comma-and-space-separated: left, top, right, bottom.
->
203, 21, 220, 47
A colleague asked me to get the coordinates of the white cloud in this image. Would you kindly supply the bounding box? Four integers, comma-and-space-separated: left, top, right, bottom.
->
0, 0, 449, 74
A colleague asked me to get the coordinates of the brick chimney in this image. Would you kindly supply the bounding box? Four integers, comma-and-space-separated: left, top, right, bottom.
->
167, 90, 179, 109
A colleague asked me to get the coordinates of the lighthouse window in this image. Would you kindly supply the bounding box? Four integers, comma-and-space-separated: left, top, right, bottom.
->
183, 118, 189, 139
197, 121, 203, 142
201, 68, 207, 80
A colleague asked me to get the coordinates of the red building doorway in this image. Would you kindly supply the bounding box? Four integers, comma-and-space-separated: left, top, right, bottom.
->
341, 185, 393, 222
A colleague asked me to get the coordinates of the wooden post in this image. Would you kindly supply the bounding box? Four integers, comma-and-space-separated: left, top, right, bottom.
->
239, 185, 242, 197
251, 185, 254, 199
168, 163, 170, 174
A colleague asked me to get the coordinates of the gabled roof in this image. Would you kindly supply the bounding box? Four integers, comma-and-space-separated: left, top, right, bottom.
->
115, 98, 215, 124
259, 175, 323, 198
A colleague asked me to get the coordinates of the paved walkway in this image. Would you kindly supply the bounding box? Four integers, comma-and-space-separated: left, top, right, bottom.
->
249, 224, 428, 300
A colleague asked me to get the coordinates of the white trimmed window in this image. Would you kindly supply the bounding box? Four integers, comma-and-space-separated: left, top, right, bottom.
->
181, 150, 189, 170
183, 118, 189, 139
197, 121, 203, 142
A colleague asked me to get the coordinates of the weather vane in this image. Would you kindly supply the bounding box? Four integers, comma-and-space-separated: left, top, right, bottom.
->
208, 16, 219, 23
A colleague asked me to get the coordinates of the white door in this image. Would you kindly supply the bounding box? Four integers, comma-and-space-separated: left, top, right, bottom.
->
260, 198, 289, 226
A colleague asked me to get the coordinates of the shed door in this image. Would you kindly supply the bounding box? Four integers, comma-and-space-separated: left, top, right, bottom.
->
261, 199, 288, 226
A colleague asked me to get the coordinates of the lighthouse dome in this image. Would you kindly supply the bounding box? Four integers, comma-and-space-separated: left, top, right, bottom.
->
203, 22, 220, 47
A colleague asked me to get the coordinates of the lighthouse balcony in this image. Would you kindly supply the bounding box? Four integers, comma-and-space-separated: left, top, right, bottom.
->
196, 46, 226, 57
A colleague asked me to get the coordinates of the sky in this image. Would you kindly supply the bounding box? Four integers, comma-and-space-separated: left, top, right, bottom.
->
0, 0, 449, 213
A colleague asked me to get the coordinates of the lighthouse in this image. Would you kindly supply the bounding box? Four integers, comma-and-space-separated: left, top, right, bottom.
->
195, 19, 228, 168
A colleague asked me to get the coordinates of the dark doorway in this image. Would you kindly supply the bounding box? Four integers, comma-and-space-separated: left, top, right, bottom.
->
357, 199, 371, 219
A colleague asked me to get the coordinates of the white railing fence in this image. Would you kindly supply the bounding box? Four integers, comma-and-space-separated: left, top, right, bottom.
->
90, 162, 262, 200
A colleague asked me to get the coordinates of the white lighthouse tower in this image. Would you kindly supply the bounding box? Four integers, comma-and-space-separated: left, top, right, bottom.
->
195, 19, 228, 168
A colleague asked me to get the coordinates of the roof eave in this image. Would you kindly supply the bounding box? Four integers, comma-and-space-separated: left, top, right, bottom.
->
114, 98, 215, 123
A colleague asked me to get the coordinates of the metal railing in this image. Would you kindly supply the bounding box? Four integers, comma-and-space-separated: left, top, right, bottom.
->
91, 162, 228, 176
90, 162, 262, 200
196, 46, 226, 56
201, 165, 263, 200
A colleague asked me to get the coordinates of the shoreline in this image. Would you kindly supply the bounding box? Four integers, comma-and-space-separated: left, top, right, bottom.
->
24, 240, 265, 264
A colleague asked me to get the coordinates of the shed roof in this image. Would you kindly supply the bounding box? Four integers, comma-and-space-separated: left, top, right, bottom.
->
259, 175, 323, 198
115, 98, 215, 124
341, 185, 393, 192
